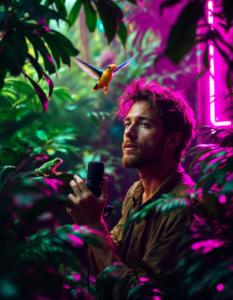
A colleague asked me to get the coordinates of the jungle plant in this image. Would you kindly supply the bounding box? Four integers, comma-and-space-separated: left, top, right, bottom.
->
158, 0, 233, 96
0, 0, 135, 112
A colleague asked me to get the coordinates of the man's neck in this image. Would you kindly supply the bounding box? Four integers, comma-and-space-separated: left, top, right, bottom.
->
138, 160, 178, 203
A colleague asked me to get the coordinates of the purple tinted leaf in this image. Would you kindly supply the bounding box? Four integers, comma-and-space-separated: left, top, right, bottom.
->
66, 233, 84, 247
42, 71, 54, 98
27, 53, 43, 81
23, 72, 49, 113
43, 178, 69, 191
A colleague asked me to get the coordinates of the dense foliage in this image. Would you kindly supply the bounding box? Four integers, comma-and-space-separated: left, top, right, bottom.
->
158, 0, 233, 96
1, 0, 233, 299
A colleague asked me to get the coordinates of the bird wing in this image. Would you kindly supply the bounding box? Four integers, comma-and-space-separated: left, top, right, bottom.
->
72, 57, 102, 80
113, 53, 140, 75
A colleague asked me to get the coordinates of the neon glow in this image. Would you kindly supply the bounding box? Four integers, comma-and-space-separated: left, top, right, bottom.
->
208, 1, 231, 126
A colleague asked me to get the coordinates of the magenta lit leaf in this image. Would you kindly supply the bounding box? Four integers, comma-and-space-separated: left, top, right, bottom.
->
23, 72, 49, 113
42, 71, 54, 98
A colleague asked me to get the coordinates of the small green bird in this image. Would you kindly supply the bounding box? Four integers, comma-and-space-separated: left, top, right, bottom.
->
72, 53, 140, 94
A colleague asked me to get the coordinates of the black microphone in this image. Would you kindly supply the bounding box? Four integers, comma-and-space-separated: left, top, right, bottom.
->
86, 161, 104, 198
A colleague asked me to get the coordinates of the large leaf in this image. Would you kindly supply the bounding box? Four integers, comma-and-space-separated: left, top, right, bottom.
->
68, 0, 82, 28
43, 36, 61, 68
0, 42, 22, 76
49, 30, 79, 56
18, 2, 66, 21
95, 0, 120, 44
54, 0, 67, 18
19, 51, 43, 81
164, 0, 204, 64
25, 32, 55, 74
0, 165, 16, 174
83, 0, 97, 33
42, 71, 54, 98
117, 21, 127, 48
23, 73, 49, 113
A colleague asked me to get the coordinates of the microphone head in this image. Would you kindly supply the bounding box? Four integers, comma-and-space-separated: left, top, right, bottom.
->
87, 161, 104, 181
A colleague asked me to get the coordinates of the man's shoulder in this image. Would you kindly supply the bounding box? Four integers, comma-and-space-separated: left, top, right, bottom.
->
172, 172, 196, 196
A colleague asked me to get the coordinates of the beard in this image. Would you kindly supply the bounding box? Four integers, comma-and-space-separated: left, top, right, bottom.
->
121, 137, 166, 169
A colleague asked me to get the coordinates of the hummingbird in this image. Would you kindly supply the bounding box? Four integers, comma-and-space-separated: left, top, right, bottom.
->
72, 53, 140, 95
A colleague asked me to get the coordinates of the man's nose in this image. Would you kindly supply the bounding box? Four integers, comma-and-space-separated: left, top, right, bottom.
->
125, 125, 137, 139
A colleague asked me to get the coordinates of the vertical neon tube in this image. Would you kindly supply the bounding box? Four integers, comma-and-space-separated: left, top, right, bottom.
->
208, 0, 231, 126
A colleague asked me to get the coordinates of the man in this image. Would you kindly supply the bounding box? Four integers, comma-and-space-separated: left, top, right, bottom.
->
67, 79, 196, 299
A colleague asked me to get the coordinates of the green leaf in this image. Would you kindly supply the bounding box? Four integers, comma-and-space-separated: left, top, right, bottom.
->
25, 32, 55, 74
36, 130, 48, 142
0, 165, 16, 173
43, 36, 61, 69
68, 0, 82, 28
87, 112, 100, 127
24, 52, 43, 81
56, 148, 68, 154
95, 0, 119, 44
54, 0, 67, 18
117, 21, 127, 48
50, 31, 79, 56
126, 0, 137, 3
84, 0, 97, 32
1, 43, 22, 76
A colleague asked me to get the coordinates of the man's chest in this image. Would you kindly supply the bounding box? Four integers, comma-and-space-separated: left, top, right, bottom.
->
123, 211, 163, 270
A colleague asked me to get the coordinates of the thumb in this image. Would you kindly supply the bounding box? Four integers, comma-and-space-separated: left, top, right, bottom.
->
99, 177, 108, 201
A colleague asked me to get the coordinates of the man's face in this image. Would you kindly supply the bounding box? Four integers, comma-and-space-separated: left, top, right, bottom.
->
122, 101, 166, 169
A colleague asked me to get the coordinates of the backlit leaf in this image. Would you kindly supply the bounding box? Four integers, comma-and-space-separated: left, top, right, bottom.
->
117, 21, 127, 48
84, 0, 97, 33
68, 0, 82, 28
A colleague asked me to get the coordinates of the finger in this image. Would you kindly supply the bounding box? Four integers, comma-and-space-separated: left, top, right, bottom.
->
66, 206, 75, 219
100, 177, 108, 202
70, 180, 82, 196
73, 175, 89, 193
67, 193, 80, 206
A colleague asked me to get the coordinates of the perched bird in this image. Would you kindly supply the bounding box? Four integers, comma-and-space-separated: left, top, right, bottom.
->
72, 53, 140, 95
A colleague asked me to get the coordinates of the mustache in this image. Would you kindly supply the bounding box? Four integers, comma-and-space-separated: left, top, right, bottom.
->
122, 140, 139, 149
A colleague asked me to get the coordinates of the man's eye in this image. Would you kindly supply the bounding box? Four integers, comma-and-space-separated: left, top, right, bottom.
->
124, 122, 149, 127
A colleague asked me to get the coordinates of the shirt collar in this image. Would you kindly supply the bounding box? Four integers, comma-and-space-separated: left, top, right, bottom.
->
128, 164, 185, 209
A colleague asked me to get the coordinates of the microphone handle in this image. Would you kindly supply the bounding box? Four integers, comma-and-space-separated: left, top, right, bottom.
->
86, 180, 103, 198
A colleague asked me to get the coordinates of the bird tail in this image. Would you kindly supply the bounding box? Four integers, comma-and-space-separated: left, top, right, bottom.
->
92, 82, 99, 92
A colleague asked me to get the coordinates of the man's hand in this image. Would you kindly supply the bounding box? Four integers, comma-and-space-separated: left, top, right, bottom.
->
67, 175, 108, 227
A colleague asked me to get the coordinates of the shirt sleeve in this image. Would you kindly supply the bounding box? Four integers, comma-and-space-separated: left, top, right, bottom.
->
102, 207, 191, 300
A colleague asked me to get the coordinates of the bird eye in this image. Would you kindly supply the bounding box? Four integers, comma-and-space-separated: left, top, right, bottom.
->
108, 66, 111, 70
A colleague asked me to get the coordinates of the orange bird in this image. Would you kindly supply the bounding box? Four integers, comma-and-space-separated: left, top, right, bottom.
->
72, 53, 140, 95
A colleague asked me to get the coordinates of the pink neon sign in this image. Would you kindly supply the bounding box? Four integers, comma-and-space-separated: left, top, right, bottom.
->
208, 0, 231, 126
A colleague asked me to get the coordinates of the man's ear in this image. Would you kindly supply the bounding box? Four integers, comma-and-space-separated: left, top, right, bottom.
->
167, 132, 182, 149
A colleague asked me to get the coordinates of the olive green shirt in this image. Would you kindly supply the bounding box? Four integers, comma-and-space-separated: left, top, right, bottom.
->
108, 164, 195, 299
